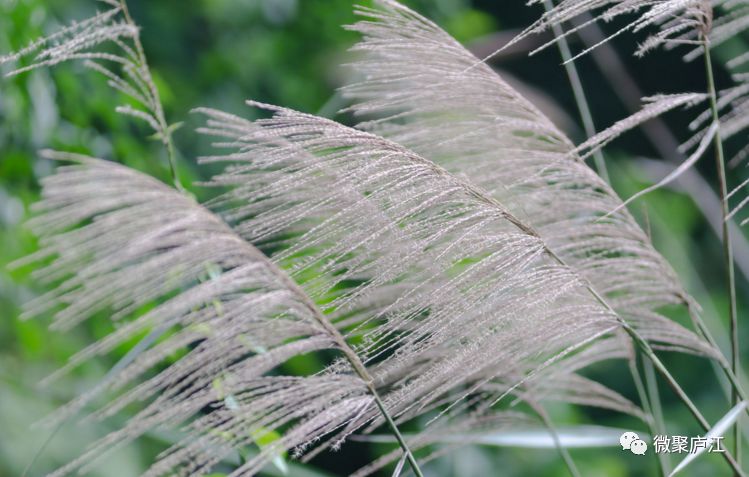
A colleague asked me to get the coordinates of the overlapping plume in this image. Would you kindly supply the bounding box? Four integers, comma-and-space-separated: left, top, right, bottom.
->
12, 1, 729, 476
343, 0, 714, 358
494, 0, 749, 228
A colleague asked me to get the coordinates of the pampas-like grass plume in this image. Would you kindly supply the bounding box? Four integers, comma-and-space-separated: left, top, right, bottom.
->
0, 0, 182, 184
512, 0, 717, 60
343, 0, 714, 358
28, 132, 622, 475
9, 1, 729, 476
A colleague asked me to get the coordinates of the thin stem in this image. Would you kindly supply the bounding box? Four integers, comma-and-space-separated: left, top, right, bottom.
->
628, 353, 667, 477
268, 257, 424, 477
118, 0, 183, 191
529, 401, 581, 477
542, 247, 745, 475
370, 389, 425, 477
704, 40, 741, 469
542, 0, 610, 183
623, 323, 745, 477
691, 308, 748, 404
644, 358, 671, 475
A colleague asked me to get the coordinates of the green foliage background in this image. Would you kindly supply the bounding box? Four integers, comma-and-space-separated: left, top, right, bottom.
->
1, 1, 747, 476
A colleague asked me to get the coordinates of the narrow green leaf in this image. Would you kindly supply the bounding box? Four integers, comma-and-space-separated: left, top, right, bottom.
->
391, 453, 408, 477
669, 401, 748, 477
147, 121, 184, 141
251, 427, 288, 475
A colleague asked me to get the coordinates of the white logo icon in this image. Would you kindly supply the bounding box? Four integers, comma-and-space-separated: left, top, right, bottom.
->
620, 432, 648, 455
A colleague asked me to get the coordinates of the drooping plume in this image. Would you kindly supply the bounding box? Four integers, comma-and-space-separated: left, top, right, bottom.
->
13, 2, 730, 476
26, 140, 629, 476
343, 0, 715, 358
0, 0, 175, 153
23, 153, 373, 476
197, 102, 629, 420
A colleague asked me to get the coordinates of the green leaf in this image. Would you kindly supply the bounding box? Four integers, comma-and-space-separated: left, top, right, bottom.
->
147, 121, 184, 141
391, 453, 408, 477
669, 401, 748, 476
250, 427, 288, 475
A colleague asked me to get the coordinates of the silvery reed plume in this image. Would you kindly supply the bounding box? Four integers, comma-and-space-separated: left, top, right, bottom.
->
2, 0, 749, 475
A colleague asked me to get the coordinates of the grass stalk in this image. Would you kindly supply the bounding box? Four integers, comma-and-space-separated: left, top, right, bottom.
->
690, 308, 749, 405
529, 401, 582, 477
542, 245, 744, 475
623, 323, 745, 476
643, 358, 671, 475
703, 40, 742, 469
629, 354, 668, 477
270, 265, 424, 477
118, 0, 183, 191
542, 0, 609, 183
369, 389, 425, 477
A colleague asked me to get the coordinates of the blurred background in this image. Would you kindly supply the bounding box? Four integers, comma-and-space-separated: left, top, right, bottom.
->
1, 0, 748, 476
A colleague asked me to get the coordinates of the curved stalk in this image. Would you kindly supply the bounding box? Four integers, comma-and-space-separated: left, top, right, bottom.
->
703, 40, 742, 469
263, 250, 425, 477
624, 323, 745, 476
529, 401, 582, 477
542, 245, 745, 476
118, 0, 183, 191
